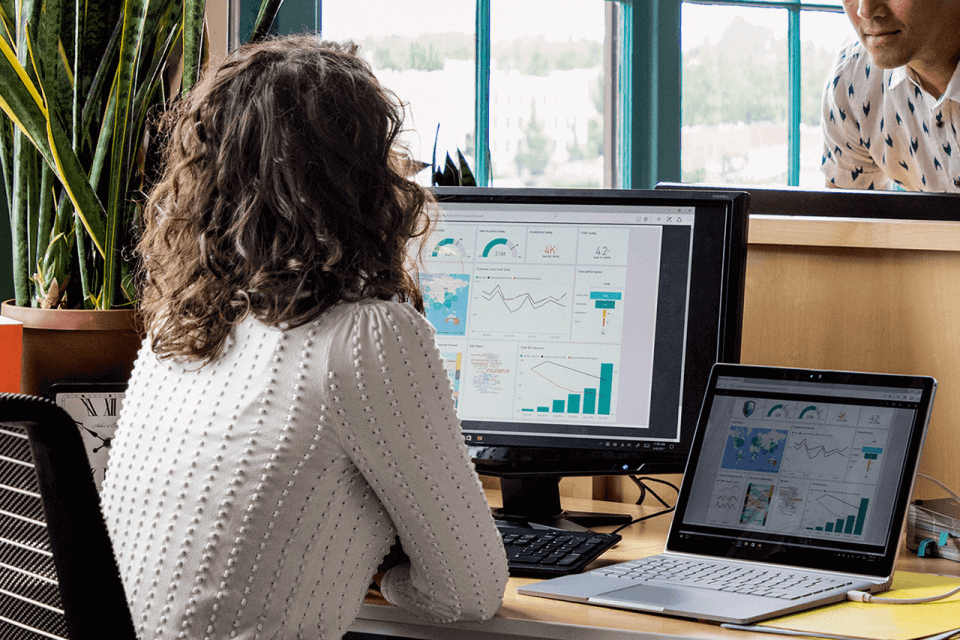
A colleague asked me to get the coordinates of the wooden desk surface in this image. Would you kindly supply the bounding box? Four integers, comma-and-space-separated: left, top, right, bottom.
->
351, 491, 960, 640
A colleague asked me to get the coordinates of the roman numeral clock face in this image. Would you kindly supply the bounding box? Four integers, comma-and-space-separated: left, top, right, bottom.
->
50, 383, 126, 491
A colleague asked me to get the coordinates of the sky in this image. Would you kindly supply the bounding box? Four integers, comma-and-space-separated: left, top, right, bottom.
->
682, 4, 856, 52
321, 0, 604, 43
321, 1, 856, 51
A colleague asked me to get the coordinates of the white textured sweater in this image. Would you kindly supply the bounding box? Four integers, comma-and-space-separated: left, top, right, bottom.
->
101, 299, 508, 639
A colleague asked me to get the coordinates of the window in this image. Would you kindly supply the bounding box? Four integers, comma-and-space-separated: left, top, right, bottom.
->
681, 1, 852, 187
318, 0, 608, 188
232, 0, 851, 189
319, 2, 476, 183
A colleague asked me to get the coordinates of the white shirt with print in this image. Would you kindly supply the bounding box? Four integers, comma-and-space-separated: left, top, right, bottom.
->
821, 40, 960, 192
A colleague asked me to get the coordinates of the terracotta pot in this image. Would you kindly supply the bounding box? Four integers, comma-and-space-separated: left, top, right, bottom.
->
0, 301, 143, 397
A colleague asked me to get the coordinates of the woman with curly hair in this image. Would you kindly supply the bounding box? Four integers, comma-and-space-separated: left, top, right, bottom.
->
100, 35, 507, 639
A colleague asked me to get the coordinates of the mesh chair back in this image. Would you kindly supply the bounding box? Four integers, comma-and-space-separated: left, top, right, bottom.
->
0, 393, 135, 640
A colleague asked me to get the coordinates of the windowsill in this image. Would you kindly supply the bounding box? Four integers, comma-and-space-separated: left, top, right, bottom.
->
748, 215, 960, 252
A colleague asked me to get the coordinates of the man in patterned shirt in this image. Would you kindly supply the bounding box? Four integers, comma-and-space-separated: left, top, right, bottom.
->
821, 0, 960, 191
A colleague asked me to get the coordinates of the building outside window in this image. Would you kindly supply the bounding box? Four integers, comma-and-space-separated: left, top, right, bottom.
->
681, 1, 853, 187
320, 0, 607, 188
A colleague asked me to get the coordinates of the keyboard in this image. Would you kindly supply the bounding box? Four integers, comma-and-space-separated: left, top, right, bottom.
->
496, 520, 621, 577
593, 555, 854, 599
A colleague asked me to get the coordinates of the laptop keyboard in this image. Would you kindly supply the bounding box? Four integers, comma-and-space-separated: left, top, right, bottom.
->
496, 520, 621, 577
593, 556, 855, 600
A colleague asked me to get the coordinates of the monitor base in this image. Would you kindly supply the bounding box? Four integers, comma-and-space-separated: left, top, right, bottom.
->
494, 476, 632, 529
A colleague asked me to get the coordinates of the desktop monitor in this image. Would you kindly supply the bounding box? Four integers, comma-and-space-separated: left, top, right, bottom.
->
424, 187, 750, 526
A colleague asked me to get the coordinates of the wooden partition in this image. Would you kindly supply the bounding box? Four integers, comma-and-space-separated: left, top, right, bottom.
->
738, 216, 960, 499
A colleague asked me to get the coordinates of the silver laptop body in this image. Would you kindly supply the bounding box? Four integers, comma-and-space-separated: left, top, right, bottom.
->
520, 364, 937, 624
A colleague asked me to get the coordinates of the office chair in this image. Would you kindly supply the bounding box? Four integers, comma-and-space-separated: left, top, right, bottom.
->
0, 393, 135, 640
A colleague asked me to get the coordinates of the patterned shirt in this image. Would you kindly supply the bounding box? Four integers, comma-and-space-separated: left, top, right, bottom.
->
102, 299, 508, 640
821, 40, 960, 191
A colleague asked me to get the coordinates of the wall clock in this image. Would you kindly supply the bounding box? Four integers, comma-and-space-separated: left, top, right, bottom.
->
48, 382, 126, 490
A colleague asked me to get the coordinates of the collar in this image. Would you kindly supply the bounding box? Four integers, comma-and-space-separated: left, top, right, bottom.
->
886, 60, 960, 106
941, 61, 960, 106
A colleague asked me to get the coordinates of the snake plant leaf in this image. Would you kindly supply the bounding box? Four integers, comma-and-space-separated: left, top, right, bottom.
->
249, 0, 285, 44
1, 32, 107, 262
0, 35, 54, 161
26, 34, 108, 259
181, 0, 205, 92
12, 139, 37, 304
456, 149, 476, 187
77, 9, 122, 151
0, 101, 11, 209
103, 0, 151, 309
0, 0, 14, 45
34, 162, 55, 288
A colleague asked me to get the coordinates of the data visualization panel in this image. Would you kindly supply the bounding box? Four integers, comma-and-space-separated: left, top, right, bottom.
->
422, 203, 676, 433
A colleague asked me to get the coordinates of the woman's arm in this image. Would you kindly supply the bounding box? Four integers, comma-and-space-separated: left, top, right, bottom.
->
329, 301, 508, 622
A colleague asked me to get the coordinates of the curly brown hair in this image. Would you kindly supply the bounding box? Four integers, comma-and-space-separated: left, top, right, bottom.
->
138, 36, 433, 363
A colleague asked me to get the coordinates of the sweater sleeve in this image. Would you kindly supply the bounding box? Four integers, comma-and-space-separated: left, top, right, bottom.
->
327, 301, 508, 623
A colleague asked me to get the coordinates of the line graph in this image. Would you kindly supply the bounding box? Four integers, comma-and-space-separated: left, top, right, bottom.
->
470, 266, 574, 337
530, 361, 604, 392
781, 429, 855, 481
481, 285, 567, 313
792, 438, 848, 460
706, 479, 744, 526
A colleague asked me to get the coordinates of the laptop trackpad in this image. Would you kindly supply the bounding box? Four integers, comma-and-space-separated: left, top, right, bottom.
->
590, 583, 696, 611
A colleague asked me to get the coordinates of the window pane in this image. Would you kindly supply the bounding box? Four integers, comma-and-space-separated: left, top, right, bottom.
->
490, 0, 606, 188
681, 4, 789, 185
799, 9, 857, 188
320, 3, 476, 185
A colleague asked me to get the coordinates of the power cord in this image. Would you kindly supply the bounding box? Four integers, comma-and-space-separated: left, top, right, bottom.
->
609, 476, 679, 535
847, 473, 960, 604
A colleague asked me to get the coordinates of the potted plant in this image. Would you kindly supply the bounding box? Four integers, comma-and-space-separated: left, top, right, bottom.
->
428, 125, 481, 186
0, 0, 283, 394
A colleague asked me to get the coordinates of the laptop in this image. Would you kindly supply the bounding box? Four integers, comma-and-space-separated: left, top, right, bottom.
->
519, 364, 937, 624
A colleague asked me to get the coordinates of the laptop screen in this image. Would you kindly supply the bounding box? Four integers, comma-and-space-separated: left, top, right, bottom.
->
667, 365, 935, 577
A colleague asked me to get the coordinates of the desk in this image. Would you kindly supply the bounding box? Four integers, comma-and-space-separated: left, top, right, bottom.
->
349, 491, 960, 640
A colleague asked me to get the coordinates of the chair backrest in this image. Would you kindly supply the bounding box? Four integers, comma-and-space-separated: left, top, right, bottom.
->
0, 393, 135, 640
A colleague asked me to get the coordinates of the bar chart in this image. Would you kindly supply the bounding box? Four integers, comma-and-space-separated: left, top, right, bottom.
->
517, 360, 615, 417
440, 350, 463, 410
803, 493, 870, 536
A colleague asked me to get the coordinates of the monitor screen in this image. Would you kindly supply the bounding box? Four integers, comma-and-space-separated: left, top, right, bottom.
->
424, 187, 749, 524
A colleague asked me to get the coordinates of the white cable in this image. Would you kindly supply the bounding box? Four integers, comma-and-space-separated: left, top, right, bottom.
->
916, 473, 960, 505
846, 474, 960, 605
847, 583, 960, 604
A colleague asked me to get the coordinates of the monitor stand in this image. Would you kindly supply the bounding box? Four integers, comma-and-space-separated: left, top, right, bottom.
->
492, 476, 632, 530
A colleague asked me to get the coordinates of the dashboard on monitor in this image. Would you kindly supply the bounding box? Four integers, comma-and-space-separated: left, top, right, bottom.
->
425, 188, 749, 525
